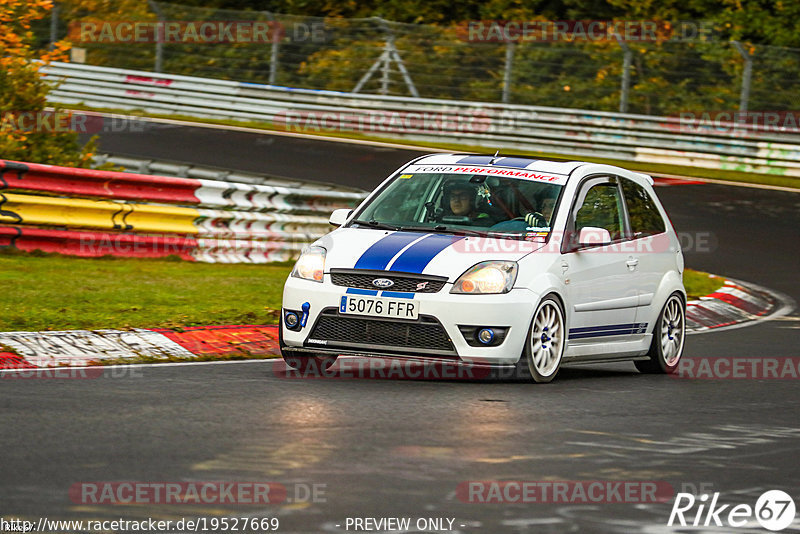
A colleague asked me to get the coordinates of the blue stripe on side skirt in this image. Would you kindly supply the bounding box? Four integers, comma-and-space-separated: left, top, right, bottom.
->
389, 234, 464, 274
570, 323, 639, 334
568, 323, 648, 339
353, 232, 422, 270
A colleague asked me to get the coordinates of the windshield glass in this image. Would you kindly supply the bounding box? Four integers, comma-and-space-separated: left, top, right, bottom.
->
352, 170, 563, 240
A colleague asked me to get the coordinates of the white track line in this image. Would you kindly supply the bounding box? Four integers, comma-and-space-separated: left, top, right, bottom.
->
0, 357, 279, 374
653, 172, 800, 193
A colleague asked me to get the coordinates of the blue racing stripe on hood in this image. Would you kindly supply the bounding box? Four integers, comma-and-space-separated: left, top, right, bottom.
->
353, 231, 422, 270
389, 234, 464, 274
496, 157, 537, 168
457, 155, 494, 165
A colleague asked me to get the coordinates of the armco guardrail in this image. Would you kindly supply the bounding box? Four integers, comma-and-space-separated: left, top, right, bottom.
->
0, 159, 366, 263
43, 62, 800, 179
93, 153, 367, 190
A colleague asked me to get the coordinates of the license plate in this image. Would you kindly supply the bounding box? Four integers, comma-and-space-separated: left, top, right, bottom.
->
340, 295, 418, 320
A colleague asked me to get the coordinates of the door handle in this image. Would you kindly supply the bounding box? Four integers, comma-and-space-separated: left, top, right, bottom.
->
561, 260, 569, 274
626, 258, 639, 269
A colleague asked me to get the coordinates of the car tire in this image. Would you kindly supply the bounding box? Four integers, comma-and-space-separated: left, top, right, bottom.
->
515, 295, 566, 383
635, 292, 686, 374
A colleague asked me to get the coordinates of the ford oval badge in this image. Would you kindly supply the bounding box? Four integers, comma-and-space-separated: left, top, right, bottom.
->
372, 278, 394, 288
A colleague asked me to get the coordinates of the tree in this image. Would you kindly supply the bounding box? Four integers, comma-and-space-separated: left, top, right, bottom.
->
0, 0, 96, 166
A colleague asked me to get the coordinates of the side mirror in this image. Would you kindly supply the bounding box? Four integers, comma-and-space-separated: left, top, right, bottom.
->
578, 226, 612, 247
329, 208, 352, 227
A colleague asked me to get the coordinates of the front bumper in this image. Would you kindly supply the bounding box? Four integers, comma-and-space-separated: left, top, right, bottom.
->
282, 274, 538, 366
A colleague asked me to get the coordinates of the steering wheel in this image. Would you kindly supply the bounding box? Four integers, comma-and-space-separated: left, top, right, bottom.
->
512, 212, 547, 227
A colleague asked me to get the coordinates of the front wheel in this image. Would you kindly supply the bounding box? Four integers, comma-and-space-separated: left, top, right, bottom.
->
635, 293, 685, 374
515, 296, 566, 383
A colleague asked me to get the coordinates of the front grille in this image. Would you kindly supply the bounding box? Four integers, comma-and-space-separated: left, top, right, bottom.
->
309, 309, 454, 353
330, 269, 447, 293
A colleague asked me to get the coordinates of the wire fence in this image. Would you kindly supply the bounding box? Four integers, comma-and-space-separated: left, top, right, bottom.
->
36, 1, 800, 117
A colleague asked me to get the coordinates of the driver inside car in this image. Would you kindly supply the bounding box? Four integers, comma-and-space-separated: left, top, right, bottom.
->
439, 181, 493, 226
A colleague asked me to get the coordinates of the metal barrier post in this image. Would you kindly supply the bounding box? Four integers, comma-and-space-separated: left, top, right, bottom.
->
732, 41, 753, 112
502, 41, 515, 104
148, 0, 164, 73
49, 3, 59, 50
265, 11, 279, 85
615, 34, 632, 114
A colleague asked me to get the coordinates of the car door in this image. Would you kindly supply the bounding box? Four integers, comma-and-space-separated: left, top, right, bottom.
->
561, 176, 641, 348
619, 177, 673, 333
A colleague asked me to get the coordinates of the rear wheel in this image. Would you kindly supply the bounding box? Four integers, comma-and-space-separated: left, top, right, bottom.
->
635, 293, 685, 374
515, 296, 565, 383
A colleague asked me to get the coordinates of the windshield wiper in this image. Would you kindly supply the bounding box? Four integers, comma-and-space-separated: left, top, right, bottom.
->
484, 230, 546, 240
397, 225, 485, 237
350, 219, 399, 231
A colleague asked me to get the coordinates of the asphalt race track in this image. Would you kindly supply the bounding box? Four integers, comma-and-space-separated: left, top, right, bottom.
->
1, 122, 798, 533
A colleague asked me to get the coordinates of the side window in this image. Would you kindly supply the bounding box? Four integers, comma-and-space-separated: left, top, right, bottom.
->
621, 179, 666, 238
574, 182, 624, 240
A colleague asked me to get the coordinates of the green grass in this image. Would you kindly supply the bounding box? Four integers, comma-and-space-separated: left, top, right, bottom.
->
0, 250, 291, 331
67, 104, 800, 190
684, 269, 725, 300
0, 249, 722, 332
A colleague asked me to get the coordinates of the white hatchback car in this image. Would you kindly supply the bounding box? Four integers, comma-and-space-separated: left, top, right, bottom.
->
280, 154, 686, 382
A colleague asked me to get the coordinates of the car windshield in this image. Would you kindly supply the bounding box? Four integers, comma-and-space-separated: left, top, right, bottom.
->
351, 171, 563, 240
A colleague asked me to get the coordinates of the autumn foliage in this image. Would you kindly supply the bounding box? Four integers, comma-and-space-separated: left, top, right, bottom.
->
0, 0, 96, 166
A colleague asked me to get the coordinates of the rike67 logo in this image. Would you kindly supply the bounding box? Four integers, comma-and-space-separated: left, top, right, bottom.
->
669, 490, 796, 531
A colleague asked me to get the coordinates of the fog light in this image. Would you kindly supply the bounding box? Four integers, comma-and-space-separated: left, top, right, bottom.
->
284, 312, 299, 328
477, 328, 495, 344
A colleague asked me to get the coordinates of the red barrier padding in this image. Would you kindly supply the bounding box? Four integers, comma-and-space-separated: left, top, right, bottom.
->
0, 352, 36, 369
150, 324, 280, 356
705, 291, 769, 317
652, 177, 705, 186
0, 160, 201, 204
0, 226, 197, 260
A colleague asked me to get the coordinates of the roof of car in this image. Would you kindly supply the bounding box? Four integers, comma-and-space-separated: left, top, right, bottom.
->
412, 153, 588, 176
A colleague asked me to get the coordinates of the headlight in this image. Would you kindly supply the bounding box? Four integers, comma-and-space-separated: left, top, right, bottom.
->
451, 261, 518, 294
291, 246, 326, 282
